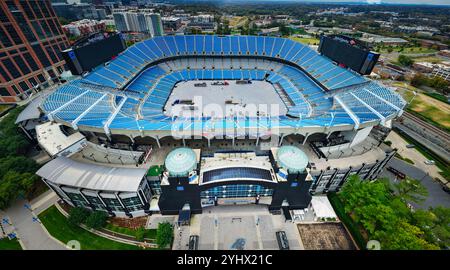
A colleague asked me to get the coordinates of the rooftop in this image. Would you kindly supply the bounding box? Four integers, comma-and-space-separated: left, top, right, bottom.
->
36, 156, 147, 192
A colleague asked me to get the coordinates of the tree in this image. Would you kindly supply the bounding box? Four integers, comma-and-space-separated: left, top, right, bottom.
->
393, 177, 428, 204
413, 207, 450, 249
411, 73, 427, 88
0, 156, 40, 179
85, 211, 108, 229
135, 227, 146, 241
337, 175, 440, 250
398, 54, 414, 67
156, 222, 173, 249
0, 171, 37, 210
68, 207, 90, 227
378, 220, 439, 250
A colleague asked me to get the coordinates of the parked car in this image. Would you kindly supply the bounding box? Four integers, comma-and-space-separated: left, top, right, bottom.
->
275, 231, 289, 250
188, 235, 199, 250
424, 160, 435, 165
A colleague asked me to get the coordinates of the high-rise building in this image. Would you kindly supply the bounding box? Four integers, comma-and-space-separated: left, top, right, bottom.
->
112, 10, 163, 36
0, 0, 70, 103
147, 13, 163, 36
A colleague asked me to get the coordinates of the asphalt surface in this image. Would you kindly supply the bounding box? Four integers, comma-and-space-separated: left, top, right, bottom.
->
380, 157, 450, 209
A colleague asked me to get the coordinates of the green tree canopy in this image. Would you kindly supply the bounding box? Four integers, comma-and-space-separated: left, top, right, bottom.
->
68, 207, 90, 227
336, 175, 444, 250
398, 54, 414, 67
85, 211, 108, 230
156, 222, 173, 249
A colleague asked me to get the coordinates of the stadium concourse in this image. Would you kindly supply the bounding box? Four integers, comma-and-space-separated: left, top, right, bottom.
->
26, 35, 405, 218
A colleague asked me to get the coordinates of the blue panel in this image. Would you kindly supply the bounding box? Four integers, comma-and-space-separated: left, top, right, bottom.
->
238, 36, 248, 54
213, 36, 222, 53
174, 35, 186, 54
185, 36, 195, 54
222, 36, 231, 54
230, 36, 239, 54
204, 35, 213, 54
195, 35, 205, 53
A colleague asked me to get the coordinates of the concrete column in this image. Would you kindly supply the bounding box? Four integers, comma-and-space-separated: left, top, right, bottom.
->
155, 136, 161, 148
207, 137, 211, 148
302, 133, 310, 145
182, 137, 186, 147
129, 134, 135, 144
256, 136, 260, 146
278, 134, 285, 146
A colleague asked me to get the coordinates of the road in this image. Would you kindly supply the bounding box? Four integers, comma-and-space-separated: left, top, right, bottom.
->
4, 191, 67, 250
380, 158, 450, 209
385, 131, 444, 183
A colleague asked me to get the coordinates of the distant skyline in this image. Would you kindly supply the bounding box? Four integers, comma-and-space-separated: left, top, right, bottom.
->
216, 0, 450, 5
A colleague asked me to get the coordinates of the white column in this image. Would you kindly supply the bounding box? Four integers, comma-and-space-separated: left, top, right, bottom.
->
302, 133, 310, 145
278, 134, 285, 146
155, 136, 161, 148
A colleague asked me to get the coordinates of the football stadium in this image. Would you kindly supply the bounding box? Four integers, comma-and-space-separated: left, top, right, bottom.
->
29, 35, 406, 217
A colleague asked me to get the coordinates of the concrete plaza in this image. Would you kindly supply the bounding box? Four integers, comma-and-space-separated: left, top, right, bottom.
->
173, 204, 304, 250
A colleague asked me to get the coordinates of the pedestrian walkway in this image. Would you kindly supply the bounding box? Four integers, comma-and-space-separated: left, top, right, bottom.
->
5, 191, 67, 250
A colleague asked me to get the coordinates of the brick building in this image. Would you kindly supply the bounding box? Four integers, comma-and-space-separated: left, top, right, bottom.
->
0, 0, 69, 103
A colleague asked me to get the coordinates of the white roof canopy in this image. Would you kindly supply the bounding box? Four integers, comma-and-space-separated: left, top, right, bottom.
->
310, 196, 337, 219
36, 157, 147, 192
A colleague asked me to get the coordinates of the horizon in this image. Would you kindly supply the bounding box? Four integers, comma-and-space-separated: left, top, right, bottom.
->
177, 0, 450, 6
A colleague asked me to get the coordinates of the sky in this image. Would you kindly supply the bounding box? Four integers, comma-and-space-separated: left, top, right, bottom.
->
228, 0, 450, 5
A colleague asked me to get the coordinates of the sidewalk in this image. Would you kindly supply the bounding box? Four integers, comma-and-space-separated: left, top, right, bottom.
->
5, 191, 67, 250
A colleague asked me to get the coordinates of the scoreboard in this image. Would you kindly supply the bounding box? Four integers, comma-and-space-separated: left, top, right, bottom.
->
318, 35, 379, 75
62, 33, 126, 76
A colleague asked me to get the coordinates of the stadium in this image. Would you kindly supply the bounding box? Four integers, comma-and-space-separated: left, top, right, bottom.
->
31, 35, 405, 217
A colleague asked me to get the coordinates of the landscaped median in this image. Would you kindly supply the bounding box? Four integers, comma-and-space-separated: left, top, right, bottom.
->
38, 205, 142, 250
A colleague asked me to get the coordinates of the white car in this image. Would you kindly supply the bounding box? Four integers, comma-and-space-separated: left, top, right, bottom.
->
424, 160, 435, 165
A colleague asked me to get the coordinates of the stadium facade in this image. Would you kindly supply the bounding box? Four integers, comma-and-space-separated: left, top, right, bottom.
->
30, 35, 405, 217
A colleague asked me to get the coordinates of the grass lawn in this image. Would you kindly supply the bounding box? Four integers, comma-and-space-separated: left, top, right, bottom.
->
395, 153, 415, 165
411, 56, 443, 64
39, 206, 141, 250
395, 84, 450, 132
147, 165, 163, 177
423, 92, 448, 104
0, 238, 22, 250
105, 223, 157, 240
377, 46, 437, 54
289, 36, 320, 45
0, 104, 13, 114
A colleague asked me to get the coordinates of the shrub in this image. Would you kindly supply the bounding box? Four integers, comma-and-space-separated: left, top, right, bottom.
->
68, 207, 90, 226
85, 211, 108, 229
135, 227, 146, 241
398, 54, 414, 67
156, 222, 173, 249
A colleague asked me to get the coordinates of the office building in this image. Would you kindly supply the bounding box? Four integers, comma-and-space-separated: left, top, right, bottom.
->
0, 0, 70, 102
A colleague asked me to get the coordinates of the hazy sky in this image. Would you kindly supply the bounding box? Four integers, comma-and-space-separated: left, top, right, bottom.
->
237, 0, 450, 5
